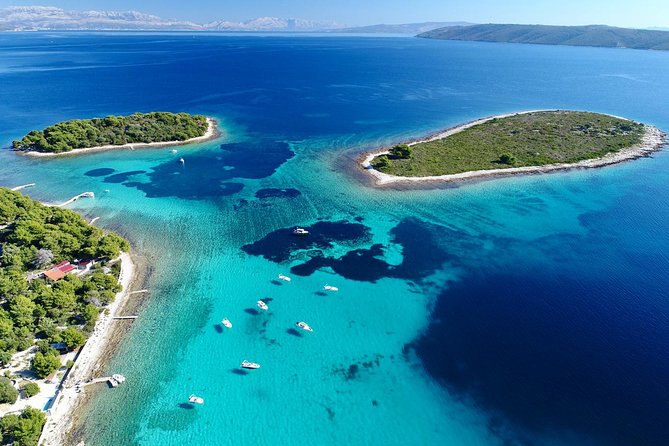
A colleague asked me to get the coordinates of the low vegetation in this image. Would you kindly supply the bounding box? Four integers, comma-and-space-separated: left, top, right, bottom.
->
0, 377, 18, 404
21, 382, 39, 398
12, 112, 208, 153
0, 407, 46, 446
0, 188, 128, 375
372, 111, 645, 177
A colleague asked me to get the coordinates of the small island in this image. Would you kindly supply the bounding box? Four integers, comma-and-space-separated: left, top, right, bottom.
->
363, 110, 666, 185
12, 112, 217, 156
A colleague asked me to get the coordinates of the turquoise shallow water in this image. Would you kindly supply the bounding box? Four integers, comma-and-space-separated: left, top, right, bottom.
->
1, 33, 669, 445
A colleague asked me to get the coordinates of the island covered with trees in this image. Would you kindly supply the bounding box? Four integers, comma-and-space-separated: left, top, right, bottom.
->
364, 111, 665, 183
0, 188, 129, 444
12, 112, 210, 154
418, 24, 669, 51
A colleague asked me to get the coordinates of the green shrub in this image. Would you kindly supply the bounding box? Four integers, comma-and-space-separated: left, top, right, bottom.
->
373, 156, 393, 170
30, 352, 61, 379
21, 382, 39, 398
0, 377, 18, 404
389, 144, 412, 159
498, 153, 516, 165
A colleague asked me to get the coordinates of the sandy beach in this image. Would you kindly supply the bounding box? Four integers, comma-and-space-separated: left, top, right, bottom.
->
360, 111, 667, 186
39, 252, 137, 446
21, 117, 219, 158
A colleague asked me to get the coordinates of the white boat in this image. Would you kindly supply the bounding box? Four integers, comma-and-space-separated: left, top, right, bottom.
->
278, 274, 291, 282
323, 285, 339, 292
221, 318, 232, 329
179, 157, 185, 164
111, 374, 126, 384
296, 321, 313, 332
189, 394, 204, 404
292, 227, 309, 236
171, 149, 178, 153
241, 360, 261, 369
257, 300, 269, 311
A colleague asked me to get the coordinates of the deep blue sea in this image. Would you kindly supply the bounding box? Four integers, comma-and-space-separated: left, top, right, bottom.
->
1, 33, 669, 446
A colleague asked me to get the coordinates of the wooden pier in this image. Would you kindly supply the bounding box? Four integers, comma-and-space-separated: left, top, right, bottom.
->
83, 374, 126, 388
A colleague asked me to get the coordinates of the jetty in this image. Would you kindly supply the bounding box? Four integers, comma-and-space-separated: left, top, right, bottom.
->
11, 183, 35, 191
112, 315, 138, 320
56, 192, 94, 207
84, 374, 126, 388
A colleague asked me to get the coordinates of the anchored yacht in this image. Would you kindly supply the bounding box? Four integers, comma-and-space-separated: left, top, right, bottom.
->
296, 321, 314, 332
292, 227, 309, 236
189, 394, 204, 404
221, 318, 232, 329
323, 285, 339, 292
257, 300, 269, 311
241, 360, 261, 369
278, 274, 292, 282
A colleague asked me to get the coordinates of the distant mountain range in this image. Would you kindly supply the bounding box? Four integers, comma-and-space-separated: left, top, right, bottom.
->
418, 24, 669, 50
0, 6, 200, 30
0, 6, 476, 34
204, 17, 343, 32
0, 6, 343, 31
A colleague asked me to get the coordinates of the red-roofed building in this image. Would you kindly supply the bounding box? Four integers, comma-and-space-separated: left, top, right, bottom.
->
44, 268, 66, 282
59, 264, 75, 273
53, 261, 69, 269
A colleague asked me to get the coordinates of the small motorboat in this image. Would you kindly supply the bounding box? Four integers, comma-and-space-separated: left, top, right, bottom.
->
221, 318, 232, 329
241, 360, 261, 369
171, 149, 178, 153
292, 227, 309, 236
278, 274, 291, 282
323, 285, 339, 292
189, 394, 204, 404
257, 300, 269, 311
111, 374, 126, 384
296, 321, 313, 332
179, 157, 185, 164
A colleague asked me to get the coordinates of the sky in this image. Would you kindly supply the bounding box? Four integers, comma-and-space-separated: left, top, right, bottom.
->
1, 0, 668, 28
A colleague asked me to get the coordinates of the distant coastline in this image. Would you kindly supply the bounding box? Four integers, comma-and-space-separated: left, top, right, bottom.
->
18, 117, 219, 158
360, 111, 667, 186
418, 24, 669, 51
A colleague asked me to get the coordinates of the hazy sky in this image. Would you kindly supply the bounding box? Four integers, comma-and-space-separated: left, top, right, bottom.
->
2, 0, 668, 27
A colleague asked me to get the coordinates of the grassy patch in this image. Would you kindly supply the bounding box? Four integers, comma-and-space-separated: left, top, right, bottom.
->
374, 111, 645, 177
